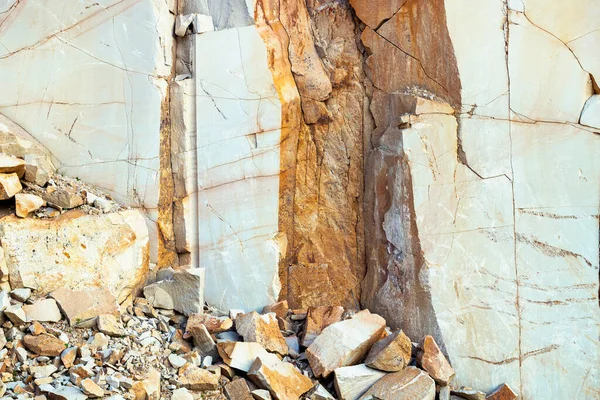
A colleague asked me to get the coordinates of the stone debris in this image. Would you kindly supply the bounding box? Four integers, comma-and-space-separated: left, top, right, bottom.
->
15, 192, 45, 217
333, 364, 386, 400
417, 335, 455, 385
0, 281, 511, 400
143, 267, 205, 316
0, 172, 22, 199
364, 329, 412, 371
306, 310, 386, 377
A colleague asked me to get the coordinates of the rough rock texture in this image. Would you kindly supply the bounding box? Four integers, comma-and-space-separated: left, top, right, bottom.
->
143, 267, 205, 316
417, 336, 455, 385
23, 334, 66, 356
359, 367, 435, 400
248, 355, 313, 400
365, 329, 412, 372
302, 306, 344, 347
2, 210, 149, 303
50, 288, 119, 326
235, 312, 288, 355
306, 310, 386, 378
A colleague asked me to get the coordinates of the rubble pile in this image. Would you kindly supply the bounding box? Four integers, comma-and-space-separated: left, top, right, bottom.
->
0, 274, 518, 400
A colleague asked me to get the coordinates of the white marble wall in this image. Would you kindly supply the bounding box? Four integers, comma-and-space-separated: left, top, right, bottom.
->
0, 0, 175, 260
194, 26, 282, 312
405, 1, 600, 397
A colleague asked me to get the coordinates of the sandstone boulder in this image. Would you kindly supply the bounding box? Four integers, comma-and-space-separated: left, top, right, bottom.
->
359, 367, 435, 400
302, 306, 344, 347
4, 304, 26, 324
97, 314, 125, 337
50, 288, 119, 326
185, 322, 217, 358
178, 363, 219, 390
217, 342, 280, 372
186, 313, 232, 334
143, 267, 205, 316
81, 378, 104, 398
262, 300, 289, 319
248, 355, 313, 400
2, 210, 149, 303
364, 329, 412, 372
306, 310, 386, 377
22, 299, 61, 322
23, 333, 66, 356
236, 311, 288, 355
451, 387, 486, 400
0, 154, 25, 177
40, 185, 84, 209
224, 379, 253, 400
0, 172, 21, 199
334, 364, 386, 400
15, 193, 45, 218
485, 384, 517, 400
417, 336, 455, 385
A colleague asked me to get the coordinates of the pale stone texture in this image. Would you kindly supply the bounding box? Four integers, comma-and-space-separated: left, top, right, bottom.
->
580, 95, 600, 128
2, 210, 149, 303
143, 267, 205, 315
359, 367, 435, 400
248, 355, 313, 400
334, 364, 386, 400
0, 0, 175, 262
195, 26, 282, 311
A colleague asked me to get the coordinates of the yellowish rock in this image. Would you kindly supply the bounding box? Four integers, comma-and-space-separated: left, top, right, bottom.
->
178, 363, 219, 391
236, 311, 288, 355
248, 355, 313, 400
15, 193, 45, 218
365, 330, 412, 372
417, 336, 455, 385
0, 172, 21, 199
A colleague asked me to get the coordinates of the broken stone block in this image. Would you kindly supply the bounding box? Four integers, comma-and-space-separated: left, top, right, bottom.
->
262, 300, 289, 319
97, 314, 125, 337
81, 379, 104, 398
581, 94, 600, 129
172, 388, 194, 400
23, 333, 66, 356
4, 304, 27, 324
0, 172, 21, 199
22, 299, 62, 322
46, 385, 88, 400
186, 313, 233, 334
224, 378, 254, 400
236, 311, 288, 355
50, 288, 119, 326
185, 322, 217, 358
3, 210, 149, 303
175, 14, 195, 37
311, 385, 335, 400
10, 287, 31, 302
364, 329, 412, 372
195, 14, 215, 34
61, 347, 78, 368
248, 355, 313, 400
306, 310, 386, 378
451, 387, 486, 400
252, 389, 273, 400
178, 363, 219, 390
143, 267, 205, 316
485, 384, 517, 400
334, 364, 386, 400
136, 368, 161, 400
0, 154, 25, 177
217, 342, 280, 372
23, 154, 53, 186
40, 185, 84, 209
0, 290, 10, 311
302, 306, 344, 347
168, 353, 187, 369
359, 367, 435, 400
417, 336, 455, 385
15, 193, 45, 218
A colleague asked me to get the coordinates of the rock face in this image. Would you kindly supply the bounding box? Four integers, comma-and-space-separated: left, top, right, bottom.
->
306, 310, 386, 378
1, 210, 149, 303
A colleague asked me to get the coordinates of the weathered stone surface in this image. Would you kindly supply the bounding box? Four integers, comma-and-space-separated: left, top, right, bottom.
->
11, 288, 31, 302
349, 0, 406, 29
0, 154, 25, 178
236, 312, 288, 355
217, 342, 280, 372
187, 313, 233, 334
0, 172, 21, 199
3, 210, 149, 303
185, 322, 217, 358
310, 385, 335, 400
302, 306, 344, 347
334, 364, 386, 400
262, 301, 288, 320
81, 378, 104, 398
224, 378, 253, 400
451, 388, 486, 400
50, 288, 118, 326
23, 334, 66, 356
4, 304, 26, 324
248, 355, 313, 400
172, 388, 194, 400
486, 384, 517, 400
417, 336, 454, 385
359, 367, 435, 400
97, 314, 125, 337
306, 310, 386, 378
22, 299, 62, 322
580, 94, 600, 129
143, 267, 205, 316
61, 347, 78, 368
178, 363, 219, 391
365, 329, 412, 372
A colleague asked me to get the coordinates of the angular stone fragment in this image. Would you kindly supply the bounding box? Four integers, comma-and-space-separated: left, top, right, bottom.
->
417, 336, 455, 385
185, 322, 217, 358
302, 306, 344, 347
0, 154, 25, 177
217, 342, 280, 372
143, 267, 205, 316
248, 355, 313, 400
451, 387, 486, 400
97, 314, 126, 337
2, 210, 149, 303
236, 312, 288, 355
22, 299, 62, 322
61, 347, 78, 368
23, 334, 66, 356
359, 367, 435, 400
10, 287, 31, 302
46, 386, 88, 400
0, 290, 10, 311
0, 329, 6, 349
15, 193, 45, 218
349, 0, 406, 29
172, 388, 194, 400
40, 185, 84, 209
252, 389, 273, 400
365, 329, 412, 372
178, 363, 219, 390
0, 172, 21, 199
4, 304, 27, 324
135, 368, 161, 400
51, 288, 119, 326
81, 379, 104, 398
334, 364, 386, 400
186, 313, 233, 334
310, 385, 335, 400
224, 378, 254, 400
580, 94, 600, 129
306, 310, 386, 377
485, 384, 517, 400
262, 301, 289, 319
